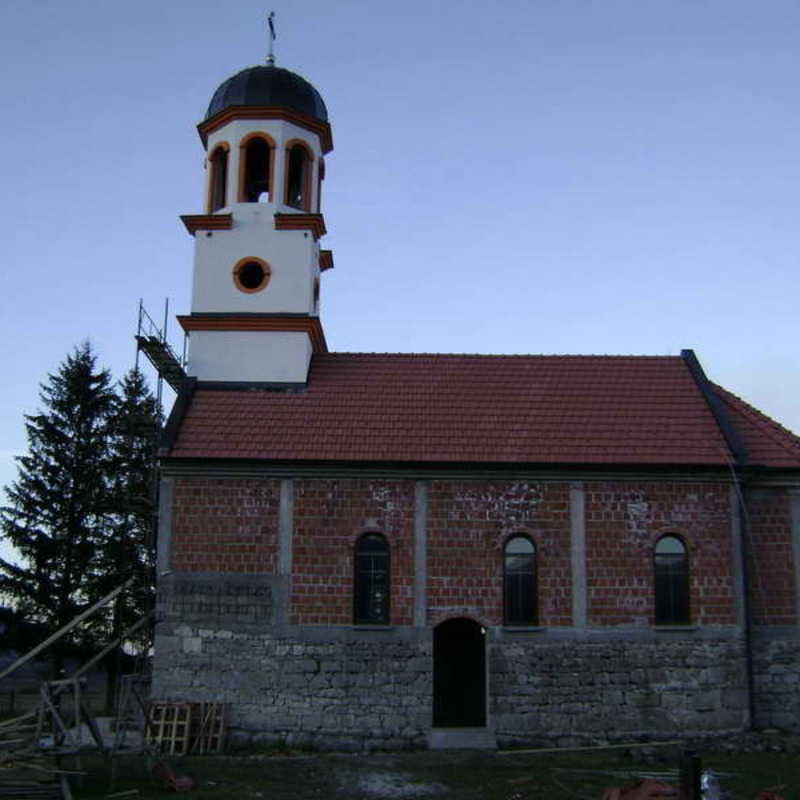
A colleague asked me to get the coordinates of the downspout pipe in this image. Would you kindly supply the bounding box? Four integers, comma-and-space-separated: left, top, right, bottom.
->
732, 474, 756, 729
681, 349, 755, 730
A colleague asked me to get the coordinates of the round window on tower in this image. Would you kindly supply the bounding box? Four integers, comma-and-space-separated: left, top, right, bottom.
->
233, 257, 271, 293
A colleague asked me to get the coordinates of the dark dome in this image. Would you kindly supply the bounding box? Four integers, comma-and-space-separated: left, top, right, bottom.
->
205, 65, 328, 123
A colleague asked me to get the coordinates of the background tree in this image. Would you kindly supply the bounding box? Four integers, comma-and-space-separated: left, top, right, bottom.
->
96, 367, 160, 707
0, 342, 116, 675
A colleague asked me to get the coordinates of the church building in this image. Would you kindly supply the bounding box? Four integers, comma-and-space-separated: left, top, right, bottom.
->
152, 55, 800, 750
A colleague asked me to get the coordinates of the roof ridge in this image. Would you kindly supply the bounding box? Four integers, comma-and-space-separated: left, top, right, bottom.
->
713, 382, 800, 459
322, 351, 684, 360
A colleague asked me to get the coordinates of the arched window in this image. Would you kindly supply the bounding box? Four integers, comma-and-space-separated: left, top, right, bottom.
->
654, 535, 689, 625
240, 136, 271, 202
285, 143, 311, 210
504, 536, 537, 625
208, 145, 228, 212
354, 533, 390, 625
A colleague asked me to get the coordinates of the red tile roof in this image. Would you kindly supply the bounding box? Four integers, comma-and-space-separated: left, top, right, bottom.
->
166, 353, 800, 469
714, 383, 800, 469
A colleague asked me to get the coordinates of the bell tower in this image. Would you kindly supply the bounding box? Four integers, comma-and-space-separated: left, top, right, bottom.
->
178, 58, 333, 384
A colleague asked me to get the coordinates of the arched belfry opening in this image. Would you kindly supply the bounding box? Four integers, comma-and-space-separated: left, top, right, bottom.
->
433, 618, 487, 727
208, 145, 228, 212
285, 143, 311, 210
240, 136, 272, 202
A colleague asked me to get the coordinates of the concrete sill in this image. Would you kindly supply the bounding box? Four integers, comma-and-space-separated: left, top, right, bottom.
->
351, 625, 395, 631
654, 625, 698, 632
502, 626, 545, 633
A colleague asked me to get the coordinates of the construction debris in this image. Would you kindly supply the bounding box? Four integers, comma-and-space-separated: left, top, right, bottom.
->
0, 582, 156, 799
601, 779, 677, 800
152, 759, 194, 792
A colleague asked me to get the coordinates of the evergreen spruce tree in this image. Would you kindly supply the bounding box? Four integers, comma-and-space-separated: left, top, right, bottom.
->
98, 367, 160, 706
0, 342, 116, 675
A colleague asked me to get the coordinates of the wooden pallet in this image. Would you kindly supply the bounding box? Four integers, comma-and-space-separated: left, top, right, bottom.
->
146, 703, 192, 756
190, 702, 225, 754
146, 701, 226, 755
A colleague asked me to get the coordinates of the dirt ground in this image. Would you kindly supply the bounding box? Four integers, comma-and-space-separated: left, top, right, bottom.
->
62, 743, 800, 800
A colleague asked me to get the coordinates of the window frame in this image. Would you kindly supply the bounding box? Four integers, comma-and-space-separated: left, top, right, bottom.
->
653, 534, 690, 626
353, 532, 391, 625
503, 534, 538, 626
232, 256, 271, 294
207, 143, 229, 213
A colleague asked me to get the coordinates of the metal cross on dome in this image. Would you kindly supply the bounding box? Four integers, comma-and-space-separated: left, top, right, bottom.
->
266, 11, 276, 65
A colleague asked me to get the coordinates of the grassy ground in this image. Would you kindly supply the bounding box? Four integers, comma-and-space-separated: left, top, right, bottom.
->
38, 745, 800, 800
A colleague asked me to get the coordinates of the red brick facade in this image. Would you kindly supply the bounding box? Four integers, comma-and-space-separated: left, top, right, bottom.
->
291, 478, 416, 625
171, 478, 280, 573
167, 476, 794, 629
746, 488, 796, 626
426, 480, 572, 626
585, 482, 736, 626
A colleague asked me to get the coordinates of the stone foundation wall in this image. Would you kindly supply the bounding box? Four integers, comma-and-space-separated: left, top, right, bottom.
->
752, 635, 800, 730
153, 614, 756, 750
152, 621, 432, 751
491, 637, 749, 748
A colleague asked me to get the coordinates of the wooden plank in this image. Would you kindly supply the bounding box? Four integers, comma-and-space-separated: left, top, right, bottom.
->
0, 579, 134, 682
70, 614, 152, 683
79, 698, 107, 754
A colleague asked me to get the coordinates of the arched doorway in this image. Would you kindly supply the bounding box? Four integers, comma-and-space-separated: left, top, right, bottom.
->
433, 617, 486, 727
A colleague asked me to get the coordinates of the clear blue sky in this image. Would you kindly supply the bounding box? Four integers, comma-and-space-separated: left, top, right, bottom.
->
1, 1, 799, 541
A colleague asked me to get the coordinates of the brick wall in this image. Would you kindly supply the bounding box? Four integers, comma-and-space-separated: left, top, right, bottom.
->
292, 478, 416, 625
426, 480, 572, 626
745, 488, 796, 626
585, 482, 735, 626
168, 477, 752, 628
171, 478, 280, 573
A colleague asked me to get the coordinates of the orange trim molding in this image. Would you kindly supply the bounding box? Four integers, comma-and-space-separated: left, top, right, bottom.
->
177, 314, 328, 353
319, 249, 334, 271
181, 214, 233, 235
199, 106, 333, 154
274, 213, 326, 240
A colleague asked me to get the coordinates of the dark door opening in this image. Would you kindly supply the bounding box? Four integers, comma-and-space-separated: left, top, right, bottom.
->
433, 617, 486, 727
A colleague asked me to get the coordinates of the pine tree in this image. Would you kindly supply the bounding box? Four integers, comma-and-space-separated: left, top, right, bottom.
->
97, 368, 160, 706
0, 342, 116, 674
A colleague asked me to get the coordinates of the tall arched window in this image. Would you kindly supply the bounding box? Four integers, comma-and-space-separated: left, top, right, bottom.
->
654, 535, 689, 625
240, 136, 271, 202
208, 145, 228, 212
285, 143, 311, 210
354, 533, 390, 625
504, 536, 537, 625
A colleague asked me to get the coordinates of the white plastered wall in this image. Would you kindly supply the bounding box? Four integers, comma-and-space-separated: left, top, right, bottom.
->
190, 203, 320, 315
187, 330, 313, 383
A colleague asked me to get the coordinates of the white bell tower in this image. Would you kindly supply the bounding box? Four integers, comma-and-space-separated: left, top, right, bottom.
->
178, 59, 333, 385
